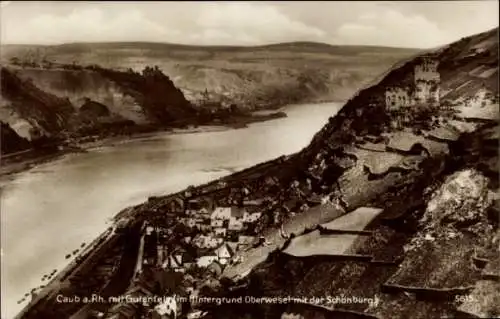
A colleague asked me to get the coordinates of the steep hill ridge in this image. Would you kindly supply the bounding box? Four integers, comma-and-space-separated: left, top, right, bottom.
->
0, 121, 31, 154
0, 64, 196, 152
210, 27, 499, 319
1, 67, 74, 140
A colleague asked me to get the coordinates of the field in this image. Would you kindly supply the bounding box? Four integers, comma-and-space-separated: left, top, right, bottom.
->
424, 126, 460, 142
282, 207, 383, 257
344, 145, 406, 175
321, 207, 383, 231
386, 130, 449, 156
282, 230, 364, 257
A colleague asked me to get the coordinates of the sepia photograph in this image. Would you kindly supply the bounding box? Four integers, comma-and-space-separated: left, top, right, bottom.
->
0, 1, 498, 318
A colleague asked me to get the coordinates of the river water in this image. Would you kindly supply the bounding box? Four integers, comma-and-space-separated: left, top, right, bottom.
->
0, 102, 342, 318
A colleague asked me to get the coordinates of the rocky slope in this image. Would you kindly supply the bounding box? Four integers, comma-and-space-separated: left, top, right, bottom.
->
1, 42, 418, 111
0, 64, 197, 153
0, 121, 31, 154
1, 67, 75, 138
201, 28, 499, 319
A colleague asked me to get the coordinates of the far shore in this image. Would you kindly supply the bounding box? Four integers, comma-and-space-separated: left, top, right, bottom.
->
0, 110, 288, 181
0, 98, 345, 180
0, 98, 342, 182
79, 125, 232, 151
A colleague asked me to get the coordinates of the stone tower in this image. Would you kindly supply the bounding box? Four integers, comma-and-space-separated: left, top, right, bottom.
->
414, 57, 440, 105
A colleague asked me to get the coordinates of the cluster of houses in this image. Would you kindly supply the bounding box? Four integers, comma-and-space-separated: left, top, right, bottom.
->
106, 270, 173, 319
181, 205, 261, 236
177, 203, 263, 268
112, 167, 345, 319
138, 196, 267, 278
107, 195, 266, 318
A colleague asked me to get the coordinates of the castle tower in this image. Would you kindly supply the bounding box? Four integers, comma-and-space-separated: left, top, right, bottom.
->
414, 56, 440, 105
385, 86, 412, 111
414, 57, 439, 82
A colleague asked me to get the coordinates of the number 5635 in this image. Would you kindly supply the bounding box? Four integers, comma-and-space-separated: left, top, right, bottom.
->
455, 295, 475, 303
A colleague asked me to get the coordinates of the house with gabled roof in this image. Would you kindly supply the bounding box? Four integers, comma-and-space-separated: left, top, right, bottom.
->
228, 217, 244, 231
182, 218, 197, 228
168, 197, 184, 213
185, 209, 197, 216
242, 186, 251, 196
154, 295, 178, 319
217, 181, 227, 189
265, 176, 279, 186
211, 219, 224, 228
192, 234, 221, 249
226, 241, 239, 254
243, 211, 262, 223
186, 198, 203, 210
243, 198, 265, 206
197, 207, 211, 219
211, 207, 232, 220
238, 235, 255, 245
166, 254, 183, 271
196, 223, 212, 232
215, 243, 234, 265
227, 206, 246, 231
214, 227, 227, 237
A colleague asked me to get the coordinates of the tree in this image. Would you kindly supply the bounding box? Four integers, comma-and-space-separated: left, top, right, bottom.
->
29, 127, 43, 140
230, 104, 239, 114
9, 57, 20, 65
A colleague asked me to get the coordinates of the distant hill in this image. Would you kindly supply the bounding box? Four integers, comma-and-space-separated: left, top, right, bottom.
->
1, 41, 418, 54
0, 41, 419, 110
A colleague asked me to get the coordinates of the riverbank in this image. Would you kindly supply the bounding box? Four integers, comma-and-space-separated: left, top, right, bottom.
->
0, 148, 80, 184
13, 226, 115, 319
81, 110, 287, 149
0, 110, 288, 180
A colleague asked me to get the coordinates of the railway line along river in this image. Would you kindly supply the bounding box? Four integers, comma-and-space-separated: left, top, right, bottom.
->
0, 102, 342, 318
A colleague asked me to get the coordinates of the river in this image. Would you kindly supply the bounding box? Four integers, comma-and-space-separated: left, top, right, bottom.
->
0, 102, 342, 318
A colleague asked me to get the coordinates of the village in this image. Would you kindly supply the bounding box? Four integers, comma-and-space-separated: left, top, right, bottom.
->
104, 166, 343, 319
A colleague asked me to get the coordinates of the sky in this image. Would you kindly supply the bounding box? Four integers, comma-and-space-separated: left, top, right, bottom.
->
0, 1, 498, 48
